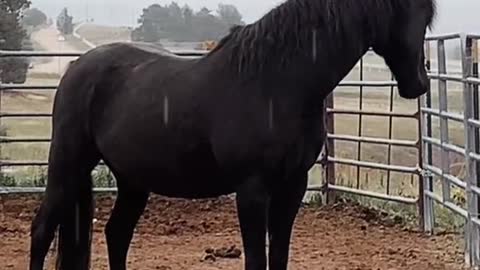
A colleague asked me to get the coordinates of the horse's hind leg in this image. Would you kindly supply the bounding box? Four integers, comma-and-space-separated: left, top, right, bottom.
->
267, 172, 308, 270
105, 183, 149, 270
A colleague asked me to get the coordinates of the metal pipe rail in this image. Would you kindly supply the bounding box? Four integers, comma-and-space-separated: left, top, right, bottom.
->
325, 157, 419, 174
425, 33, 462, 41
428, 73, 464, 82
467, 34, 480, 40
0, 49, 207, 57
0, 187, 117, 194
1, 160, 48, 166
326, 108, 417, 118
327, 184, 417, 204
0, 160, 107, 167
327, 133, 417, 147
1, 113, 51, 118
337, 80, 397, 87
425, 190, 469, 218
421, 108, 464, 123
422, 137, 465, 156
0, 85, 57, 90
0, 137, 50, 143
424, 164, 467, 189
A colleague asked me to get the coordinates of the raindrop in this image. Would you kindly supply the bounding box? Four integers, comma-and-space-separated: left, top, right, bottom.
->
312, 29, 317, 62
163, 95, 169, 126
269, 98, 274, 130
75, 203, 80, 245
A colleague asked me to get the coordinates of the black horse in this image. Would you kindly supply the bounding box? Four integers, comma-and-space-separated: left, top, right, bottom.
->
30, 0, 436, 269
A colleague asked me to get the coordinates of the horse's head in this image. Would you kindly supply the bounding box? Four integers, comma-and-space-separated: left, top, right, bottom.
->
372, 0, 436, 99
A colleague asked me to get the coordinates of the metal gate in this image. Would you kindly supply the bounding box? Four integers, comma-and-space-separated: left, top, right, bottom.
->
420, 33, 480, 267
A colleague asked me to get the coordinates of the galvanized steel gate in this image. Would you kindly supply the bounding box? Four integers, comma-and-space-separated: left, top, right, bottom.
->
420, 33, 480, 266
0, 33, 479, 267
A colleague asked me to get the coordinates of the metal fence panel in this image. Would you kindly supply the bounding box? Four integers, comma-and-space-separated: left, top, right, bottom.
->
421, 34, 480, 267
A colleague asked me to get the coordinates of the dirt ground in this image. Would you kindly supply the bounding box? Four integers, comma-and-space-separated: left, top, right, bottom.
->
0, 194, 466, 270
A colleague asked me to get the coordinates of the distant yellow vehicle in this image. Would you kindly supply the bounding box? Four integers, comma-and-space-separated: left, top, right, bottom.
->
197, 40, 217, 51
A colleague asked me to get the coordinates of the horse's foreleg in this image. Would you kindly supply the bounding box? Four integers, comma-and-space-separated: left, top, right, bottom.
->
105, 185, 149, 270
236, 175, 269, 270
267, 172, 308, 270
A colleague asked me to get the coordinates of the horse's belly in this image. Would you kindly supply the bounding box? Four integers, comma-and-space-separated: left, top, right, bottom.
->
104, 141, 242, 199
137, 167, 239, 199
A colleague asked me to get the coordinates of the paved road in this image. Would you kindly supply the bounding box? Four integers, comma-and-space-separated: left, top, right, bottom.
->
30, 25, 79, 75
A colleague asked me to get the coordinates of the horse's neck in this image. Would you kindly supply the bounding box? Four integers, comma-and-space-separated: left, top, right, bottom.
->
281, 30, 369, 100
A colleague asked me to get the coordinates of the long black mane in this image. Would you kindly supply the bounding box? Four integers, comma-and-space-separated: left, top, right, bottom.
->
209, 0, 436, 74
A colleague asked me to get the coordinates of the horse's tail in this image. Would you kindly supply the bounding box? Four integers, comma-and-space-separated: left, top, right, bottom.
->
30, 48, 101, 270
52, 58, 98, 269
55, 177, 94, 270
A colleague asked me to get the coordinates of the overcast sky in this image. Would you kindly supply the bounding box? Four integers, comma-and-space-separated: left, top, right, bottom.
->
30, 0, 480, 34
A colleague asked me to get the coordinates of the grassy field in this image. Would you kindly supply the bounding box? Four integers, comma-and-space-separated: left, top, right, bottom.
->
75, 24, 131, 46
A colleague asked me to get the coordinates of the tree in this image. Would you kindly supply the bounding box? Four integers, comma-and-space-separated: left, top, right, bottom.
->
197, 7, 212, 17
136, 4, 166, 42
192, 7, 225, 40
168, 2, 182, 18
0, 0, 30, 49
182, 4, 193, 28
22, 7, 47, 27
56, 7, 73, 35
0, 0, 32, 83
132, 1, 245, 42
217, 4, 244, 27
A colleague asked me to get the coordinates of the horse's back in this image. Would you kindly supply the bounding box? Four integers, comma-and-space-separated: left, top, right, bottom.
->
52, 42, 181, 129
53, 41, 228, 195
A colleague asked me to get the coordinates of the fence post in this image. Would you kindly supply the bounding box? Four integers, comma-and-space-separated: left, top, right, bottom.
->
325, 93, 336, 203
437, 40, 452, 204
0, 50, 3, 216
355, 57, 364, 190
472, 39, 480, 232
462, 35, 479, 267
422, 40, 435, 233
0, 50, 3, 181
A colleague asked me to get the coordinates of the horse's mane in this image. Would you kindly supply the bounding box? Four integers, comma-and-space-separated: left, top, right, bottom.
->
208, 0, 436, 75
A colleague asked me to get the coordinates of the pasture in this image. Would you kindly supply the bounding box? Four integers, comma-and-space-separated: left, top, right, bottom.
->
74, 24, 132, 46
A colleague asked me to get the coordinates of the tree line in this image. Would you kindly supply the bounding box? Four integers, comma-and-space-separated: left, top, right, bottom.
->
132, 2, 245, 42
0, 0, 31, 50
0, 0, 42, 83
56, 7, 73, 35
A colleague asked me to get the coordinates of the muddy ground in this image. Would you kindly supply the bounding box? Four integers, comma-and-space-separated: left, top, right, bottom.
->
0, 194, 466, 270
